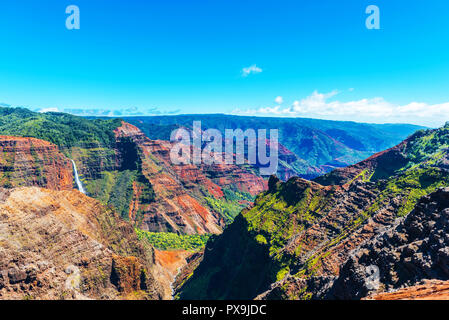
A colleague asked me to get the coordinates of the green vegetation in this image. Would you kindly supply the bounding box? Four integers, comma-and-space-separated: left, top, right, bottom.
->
135, 229, 211, 251
87, 170, 154, 221
244, 181, 338, 260
85, 170, 136, 219
205, 187, 254, 223
222, 187, 254, 203
0, 107, 121, 151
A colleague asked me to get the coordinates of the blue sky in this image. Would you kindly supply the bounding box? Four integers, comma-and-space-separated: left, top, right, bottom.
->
0, 0, 449, 126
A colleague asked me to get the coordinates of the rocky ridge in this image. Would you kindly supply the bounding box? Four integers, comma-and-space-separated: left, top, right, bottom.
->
0, 187, 164, 300
178, 124, 449, 300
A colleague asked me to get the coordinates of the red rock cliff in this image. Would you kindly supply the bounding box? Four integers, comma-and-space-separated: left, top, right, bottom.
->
114, 122, 268, 235
0, 136, 73, 190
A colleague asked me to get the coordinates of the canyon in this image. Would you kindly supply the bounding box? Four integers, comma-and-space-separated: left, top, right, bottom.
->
0, 107, 441, 300
0, 108, 267, 235
112, 120, 267, 234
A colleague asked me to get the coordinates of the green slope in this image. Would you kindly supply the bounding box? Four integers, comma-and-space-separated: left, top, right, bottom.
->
178, 123, 449, 300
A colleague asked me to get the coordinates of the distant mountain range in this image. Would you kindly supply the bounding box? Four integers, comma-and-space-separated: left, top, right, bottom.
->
122, 114, 424, 179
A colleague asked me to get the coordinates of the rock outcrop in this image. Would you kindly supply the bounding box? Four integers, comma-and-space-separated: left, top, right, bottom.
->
328, 188, 449, 299
365, 280, 449, 300
0, 187, 164, 300
152, 249, 195, 299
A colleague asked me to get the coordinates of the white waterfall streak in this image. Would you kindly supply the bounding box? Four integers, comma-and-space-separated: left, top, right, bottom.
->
71, 159, 86, 194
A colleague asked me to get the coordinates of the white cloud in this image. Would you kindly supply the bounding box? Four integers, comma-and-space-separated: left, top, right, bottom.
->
274, 96, 284, 104
232, 90, 449, 127
61, 106, 180, 117
38, 107, 60, 113
242, 64, 262, 77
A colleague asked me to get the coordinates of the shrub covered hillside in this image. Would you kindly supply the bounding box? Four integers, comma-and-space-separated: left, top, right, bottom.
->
0, 107, 120, 148
178, 123, 449, 300
136, 229, 210, 251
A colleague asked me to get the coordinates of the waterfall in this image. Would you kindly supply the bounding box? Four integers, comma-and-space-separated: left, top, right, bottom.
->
71, 159, 86, 194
